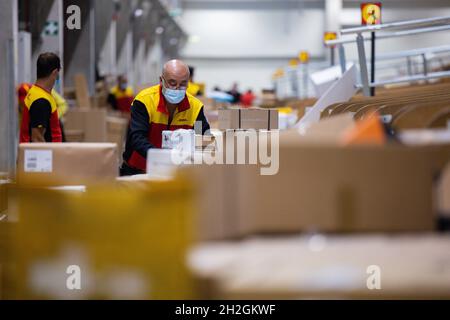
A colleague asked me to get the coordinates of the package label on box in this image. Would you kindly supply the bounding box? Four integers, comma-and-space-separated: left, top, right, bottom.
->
24, 150, 53, 172
147, 149, 191, 178
162, 129, 195, 153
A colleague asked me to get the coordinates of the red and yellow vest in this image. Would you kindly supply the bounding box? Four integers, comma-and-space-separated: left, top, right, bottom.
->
110, 85, 134, 113
19, 85, 62, 143
127, 84, 203, 170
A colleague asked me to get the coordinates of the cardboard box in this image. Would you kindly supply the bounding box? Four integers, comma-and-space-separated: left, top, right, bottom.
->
439, 163, 450, 217
195, 134, 216, 151
106, 116, 128, 157
189, 235, 450, 299
237, 142, 449, 236
17, 143, 118, 186
64, 109, 107, 142
397, 128, 450, 218
64, 129, 84, 142
183, 138, 450, 241
180, 130, 278, 241
218, 108, 278, 130
182, 161, 240, 241
74, 73, 91, 109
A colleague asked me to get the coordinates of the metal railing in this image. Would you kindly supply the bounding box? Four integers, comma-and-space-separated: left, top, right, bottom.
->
325, 16, 450, 96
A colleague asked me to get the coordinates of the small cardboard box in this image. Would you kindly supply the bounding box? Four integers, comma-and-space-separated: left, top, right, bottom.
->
64, 129, 84, 142
195, 134, 216, 151
106, 116, 128, 157
64, 109, 107, 142
17, 143, 118, 186
218, 108, 278, 130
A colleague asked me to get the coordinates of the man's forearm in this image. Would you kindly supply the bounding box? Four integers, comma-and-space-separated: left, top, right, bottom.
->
31, 127, 46, 142
129, 100, 155, 157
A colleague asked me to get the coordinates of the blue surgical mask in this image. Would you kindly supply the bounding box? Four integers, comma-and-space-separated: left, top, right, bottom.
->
162, 80, 186, 104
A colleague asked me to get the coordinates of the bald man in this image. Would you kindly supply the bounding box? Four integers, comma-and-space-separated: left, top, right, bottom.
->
121, 59, 210, 175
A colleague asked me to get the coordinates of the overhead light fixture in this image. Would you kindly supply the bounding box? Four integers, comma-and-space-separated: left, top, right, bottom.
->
134, 8, 143, 18
155, 26, 164, 35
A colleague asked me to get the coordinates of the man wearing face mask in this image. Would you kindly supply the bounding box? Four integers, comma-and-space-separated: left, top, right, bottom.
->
20, 52, 62, 143
120, 59, 210, 176
107, 75, 135, 113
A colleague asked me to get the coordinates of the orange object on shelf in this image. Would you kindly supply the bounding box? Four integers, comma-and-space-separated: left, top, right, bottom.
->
341, 111, 387, 145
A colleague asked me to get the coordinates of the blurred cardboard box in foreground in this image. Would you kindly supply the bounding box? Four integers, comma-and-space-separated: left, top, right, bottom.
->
17, 143, 118, 186
189, 234, 450, 299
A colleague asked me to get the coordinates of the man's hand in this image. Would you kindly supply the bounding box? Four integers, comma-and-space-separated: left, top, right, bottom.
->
31, 127, 46, 142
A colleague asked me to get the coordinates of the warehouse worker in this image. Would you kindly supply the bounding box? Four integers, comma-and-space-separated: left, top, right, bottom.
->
187, 66, 202, 97
240, 89, 256, 107
17, 83, 32, 121
120, 59, 210, 176
18, 82, 68, 141
107, 75, 135, 113
19, 52, 62, 143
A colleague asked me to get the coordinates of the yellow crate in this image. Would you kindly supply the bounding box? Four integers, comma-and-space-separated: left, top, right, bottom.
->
6, 178, 197, 299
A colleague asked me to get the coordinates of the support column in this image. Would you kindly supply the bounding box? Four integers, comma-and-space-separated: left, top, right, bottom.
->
117, 30, 133, 87
325, 0, 342, 67
0, 0, 18, 174
98, 20, 117, 77
63, 0, 95, 95
31, 0, 64, 92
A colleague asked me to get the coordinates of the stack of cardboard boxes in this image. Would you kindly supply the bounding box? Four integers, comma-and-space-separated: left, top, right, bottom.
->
218, 107, 278, 131
179, 104, 450, 299
181, 114, 450, 241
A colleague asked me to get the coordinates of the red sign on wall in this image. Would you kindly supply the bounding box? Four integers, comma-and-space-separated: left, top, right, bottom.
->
361, 3, 382, 25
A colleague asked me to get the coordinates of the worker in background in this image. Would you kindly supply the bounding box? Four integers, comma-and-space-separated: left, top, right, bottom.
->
186, 66, 203, 97
17, 83, 32, 120
120, 59, 210, 176
18, 83, 69, 141
51, 89, 68, 142
107, 75, 134, 113
240, 89, 256, 107
227, 82, 241, 104
19, 52, 62, 143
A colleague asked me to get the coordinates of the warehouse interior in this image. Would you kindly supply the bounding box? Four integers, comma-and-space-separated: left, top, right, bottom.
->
1, 0, 450, 300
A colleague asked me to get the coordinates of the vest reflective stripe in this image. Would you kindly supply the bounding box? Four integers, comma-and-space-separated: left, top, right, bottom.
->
127, 84, 203, 171
19, 85, 62, 143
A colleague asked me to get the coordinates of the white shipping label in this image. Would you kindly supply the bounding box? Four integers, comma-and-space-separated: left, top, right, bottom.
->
24, 150, 53, 172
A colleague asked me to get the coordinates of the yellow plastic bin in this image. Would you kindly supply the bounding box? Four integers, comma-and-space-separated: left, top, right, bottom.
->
7, 178, 197, 299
